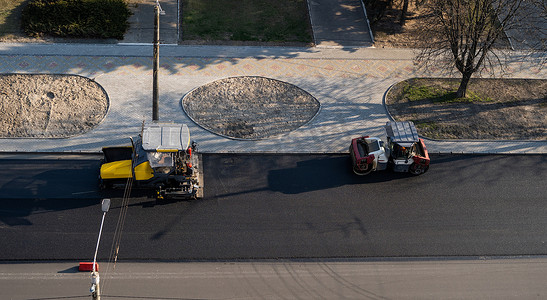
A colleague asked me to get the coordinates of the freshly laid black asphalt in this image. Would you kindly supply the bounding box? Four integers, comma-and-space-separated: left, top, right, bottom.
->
0, 153, 546, 260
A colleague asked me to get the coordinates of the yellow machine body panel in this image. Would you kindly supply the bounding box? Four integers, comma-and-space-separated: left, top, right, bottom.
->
134, 161, 154, 180
100, 160, 154, 181
100, 160, 132, 179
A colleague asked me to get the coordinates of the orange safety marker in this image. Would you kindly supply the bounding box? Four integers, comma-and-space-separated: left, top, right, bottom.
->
78, 262, 99, 272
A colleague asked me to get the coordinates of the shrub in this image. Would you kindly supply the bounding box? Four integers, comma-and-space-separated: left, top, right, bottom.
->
21, 0, 131, 39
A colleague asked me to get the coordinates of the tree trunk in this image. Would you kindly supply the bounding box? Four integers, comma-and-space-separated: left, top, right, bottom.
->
456, 72, 472, 98
400, 0, 409, 26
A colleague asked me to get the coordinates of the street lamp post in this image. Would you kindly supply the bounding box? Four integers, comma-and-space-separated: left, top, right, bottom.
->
90, 198, 111, 300
152, 2, 159, 122
153, 0, 165, 122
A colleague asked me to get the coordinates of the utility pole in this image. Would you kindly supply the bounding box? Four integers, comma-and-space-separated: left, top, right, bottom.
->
90, 199, 111, 300
152, 2, 160, 122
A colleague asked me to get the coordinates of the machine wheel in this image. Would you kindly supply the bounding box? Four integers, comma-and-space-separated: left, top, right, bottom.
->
350, 145, 373, 176
353, 162, 374, 176
409, 163, 425, 176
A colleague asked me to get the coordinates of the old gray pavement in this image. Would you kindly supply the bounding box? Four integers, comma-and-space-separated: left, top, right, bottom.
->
2, 259, 547, 299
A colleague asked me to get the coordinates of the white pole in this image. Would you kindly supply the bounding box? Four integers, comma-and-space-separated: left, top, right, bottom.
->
93, 212, 106, 272
91, 198, 110, 300
91, 211, 106, 300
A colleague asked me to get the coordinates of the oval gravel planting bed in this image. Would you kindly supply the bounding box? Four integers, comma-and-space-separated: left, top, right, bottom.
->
0, 74, 108, 138
182, 76, 320, 140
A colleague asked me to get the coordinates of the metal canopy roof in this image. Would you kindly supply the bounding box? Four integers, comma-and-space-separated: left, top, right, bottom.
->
141, 123, 190, 151
385, 121, 420, 143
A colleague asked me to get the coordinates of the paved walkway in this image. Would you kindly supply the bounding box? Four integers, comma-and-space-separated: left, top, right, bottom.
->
121, 0, 179, 44
308, 0, 373, 47
502, 1, 547, 51
0, 0, 545, 154
0, 43, 545, 154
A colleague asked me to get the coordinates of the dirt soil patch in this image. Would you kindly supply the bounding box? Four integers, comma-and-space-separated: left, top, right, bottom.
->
371, 2, 511, 48
386, 78, 547, 140
182, 76, 320, 140
0, 74, 108, 138
371, 2, 429, 48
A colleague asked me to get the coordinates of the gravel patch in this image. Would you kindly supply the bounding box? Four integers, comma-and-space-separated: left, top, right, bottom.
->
0, 74, 108, 138
182, 76, 320, 140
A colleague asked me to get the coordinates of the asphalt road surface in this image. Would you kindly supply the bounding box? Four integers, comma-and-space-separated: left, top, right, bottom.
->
0, 153, 546, 260
3, 259, 547, 300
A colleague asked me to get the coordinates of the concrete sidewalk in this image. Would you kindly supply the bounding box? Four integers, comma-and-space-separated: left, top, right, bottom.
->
0, 43, 545, 154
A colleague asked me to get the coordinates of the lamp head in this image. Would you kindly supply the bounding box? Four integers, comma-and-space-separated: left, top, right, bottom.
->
101, 199, 111, 213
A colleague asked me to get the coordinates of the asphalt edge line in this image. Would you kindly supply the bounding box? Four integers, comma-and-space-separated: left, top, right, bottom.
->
3, 255, 547, 264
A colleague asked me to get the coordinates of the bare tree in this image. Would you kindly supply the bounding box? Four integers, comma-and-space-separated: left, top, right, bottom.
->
400, 0, 410, 26
416, 0, 544, 98
364, 0, 392, 26
400, 0, 428, 27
